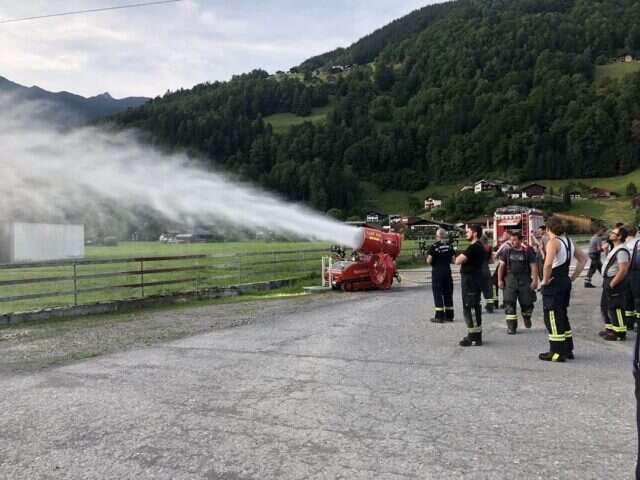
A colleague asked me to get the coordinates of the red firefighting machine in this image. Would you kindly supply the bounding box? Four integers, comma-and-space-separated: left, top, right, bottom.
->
323, 227, 401, 291
493, 206, 545, 247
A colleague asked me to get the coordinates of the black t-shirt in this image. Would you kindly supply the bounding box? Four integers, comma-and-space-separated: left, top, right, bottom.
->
460, 241, 485, 274
498, 246, 537, 274
428, 241, 454, 274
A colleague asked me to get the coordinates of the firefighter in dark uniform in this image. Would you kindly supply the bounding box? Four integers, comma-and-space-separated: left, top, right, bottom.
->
629, 229, 640, 335
492, 231, 512, 309
539, 217, 588, 362
598, 226, 630, 341
455, 224, 485, 346
625, 226, 640, 332
427, 228, 455, 323
497, 231, 538, 335
480, 235, 496, 313
634, 331, 640, 479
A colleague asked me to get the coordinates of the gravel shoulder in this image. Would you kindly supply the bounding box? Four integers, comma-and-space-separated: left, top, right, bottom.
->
0, 291, 364, 377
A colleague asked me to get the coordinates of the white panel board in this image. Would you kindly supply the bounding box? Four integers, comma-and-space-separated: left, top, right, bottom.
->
8, 223, 85, 263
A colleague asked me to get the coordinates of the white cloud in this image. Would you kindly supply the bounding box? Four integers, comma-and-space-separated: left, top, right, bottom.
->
0, 1, 444, 98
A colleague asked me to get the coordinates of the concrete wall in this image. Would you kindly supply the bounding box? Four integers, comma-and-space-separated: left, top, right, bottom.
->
0, 279, 292, 326
0, 223, 84, 263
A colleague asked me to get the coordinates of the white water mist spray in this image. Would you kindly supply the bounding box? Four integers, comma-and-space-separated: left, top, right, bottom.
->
0, 95, 363, 248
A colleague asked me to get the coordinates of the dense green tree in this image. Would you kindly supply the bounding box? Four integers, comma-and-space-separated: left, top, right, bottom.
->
111, 0, 640, 216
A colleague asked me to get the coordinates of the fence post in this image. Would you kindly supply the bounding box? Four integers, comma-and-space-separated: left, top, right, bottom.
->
140, 260, 145, 298
195, 258, 200, 293
73, 263, 78, 306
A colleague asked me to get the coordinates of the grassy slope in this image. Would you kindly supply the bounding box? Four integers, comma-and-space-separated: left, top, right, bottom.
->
534, 169, 640, 195
362, 181, 461, 214
595, 62, 640, 82
365, 169, 640, 225
562, 198, 635, 224
264, 105, 333, 134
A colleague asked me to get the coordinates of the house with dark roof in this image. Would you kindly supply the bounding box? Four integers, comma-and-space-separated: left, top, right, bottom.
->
589, 187, 618, 199
365, 211, 387, 224
510, 183, 547, 200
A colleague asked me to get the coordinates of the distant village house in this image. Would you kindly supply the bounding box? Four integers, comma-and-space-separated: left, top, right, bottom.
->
474, 180, 500, 194
589, 187, 617, 199
365, 211, 387, 224
569, 191, 584, 201
510, 183, 547, 200
473, 179, 518, 195
424, 197, 443, 210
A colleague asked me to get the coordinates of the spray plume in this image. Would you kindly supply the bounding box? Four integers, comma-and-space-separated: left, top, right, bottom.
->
0, 94, 363, 248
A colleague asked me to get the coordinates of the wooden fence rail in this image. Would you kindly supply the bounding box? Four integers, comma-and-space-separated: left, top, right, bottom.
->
0, 248, 332, 312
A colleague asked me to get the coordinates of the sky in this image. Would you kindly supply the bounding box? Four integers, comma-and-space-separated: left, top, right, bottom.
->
0, 0, 442, 99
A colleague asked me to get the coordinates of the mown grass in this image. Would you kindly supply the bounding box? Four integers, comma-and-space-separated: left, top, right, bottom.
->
0, 239, 430, 315
361, 182, 460, 214
595, 62, 640, 82
534, 169, 640, 196
562, 198, 635, 225
264, 105, 333, 134
0, 241, 332, 314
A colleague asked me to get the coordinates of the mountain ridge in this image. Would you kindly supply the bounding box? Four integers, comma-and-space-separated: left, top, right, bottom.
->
0, 75, 149, 125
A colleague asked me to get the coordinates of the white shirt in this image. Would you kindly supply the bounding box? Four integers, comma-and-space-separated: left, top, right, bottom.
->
551, 235, 575, 269
626, 235, 640, 252
626, 236, 640, 264
604, 243, 630, 278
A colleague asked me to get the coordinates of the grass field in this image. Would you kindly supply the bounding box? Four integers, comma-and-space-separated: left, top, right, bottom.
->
595, 62, 640, 82
264, 105, 333, 134
562, 198, 635, 225
0, 241, 332, 315
534, 169, 640, 196
85, 240, 330, 258
362, 182, 460, 214
0, 239, 428, 315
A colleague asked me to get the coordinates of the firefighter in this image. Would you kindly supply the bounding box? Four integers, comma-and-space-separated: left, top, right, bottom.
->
455, 224, 485, 347
585, 228, 606, 288
480, 234, 495, 313
599, 226, 630, 341
497, 231, 538, 334
626, 226, 640, 332
491, 231, 512, 309
539, 217, 588, 362
533, 225, 549, 280
634, 330, 640, 479
629, 227, 640, 335
427, 228, 455, 323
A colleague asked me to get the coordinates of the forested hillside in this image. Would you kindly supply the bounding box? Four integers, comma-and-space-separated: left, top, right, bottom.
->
113, 0, 640, 216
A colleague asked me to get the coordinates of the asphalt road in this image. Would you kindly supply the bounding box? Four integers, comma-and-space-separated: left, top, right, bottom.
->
0, 280, 636, 479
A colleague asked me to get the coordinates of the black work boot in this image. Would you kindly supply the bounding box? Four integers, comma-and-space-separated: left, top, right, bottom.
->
459, 336, 482, 347
485, 303, 494, 313
584, 281, 596, 288
603, 331, 626, 341
523, 315, 532, 329
430, 318, 445, 324
507, 320, 517, 335
539, 351, 566, 362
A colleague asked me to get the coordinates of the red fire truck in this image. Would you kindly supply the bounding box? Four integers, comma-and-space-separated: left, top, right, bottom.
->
493, 206, 545, 247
